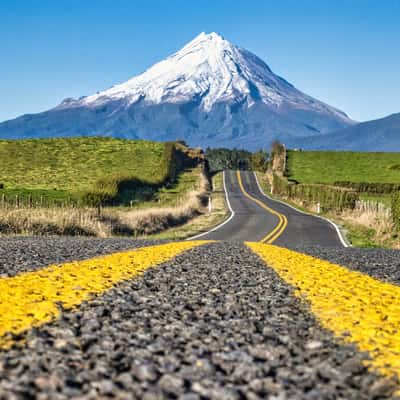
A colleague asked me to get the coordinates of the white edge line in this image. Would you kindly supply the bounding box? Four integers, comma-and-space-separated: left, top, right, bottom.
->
253, 172, 350, 248
186, 170, 235, 240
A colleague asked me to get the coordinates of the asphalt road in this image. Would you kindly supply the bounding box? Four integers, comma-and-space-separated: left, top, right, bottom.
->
0, 240, 397, 399
0, 171, 399, 398
199, 170, 343, 247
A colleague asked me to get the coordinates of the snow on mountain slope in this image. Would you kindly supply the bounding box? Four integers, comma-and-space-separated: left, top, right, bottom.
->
63, 32, 349, 120
0, 32, 354, 149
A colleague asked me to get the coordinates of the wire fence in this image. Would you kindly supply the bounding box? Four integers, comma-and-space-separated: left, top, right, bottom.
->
0, 194, 80, 209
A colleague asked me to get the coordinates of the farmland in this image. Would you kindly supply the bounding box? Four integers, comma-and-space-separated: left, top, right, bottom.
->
0, 138, 212, 237
286, 151, 400, 184
281, 149, 400, 248
0, 138, 165, 196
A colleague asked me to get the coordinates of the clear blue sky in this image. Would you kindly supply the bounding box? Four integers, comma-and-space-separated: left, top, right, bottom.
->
1, 0, 399, 122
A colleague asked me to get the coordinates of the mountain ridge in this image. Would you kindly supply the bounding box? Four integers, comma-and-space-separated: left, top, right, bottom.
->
288, 112, 400, 151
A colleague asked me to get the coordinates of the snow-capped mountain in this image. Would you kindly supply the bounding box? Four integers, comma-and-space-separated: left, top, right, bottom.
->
0, 32, 354, 149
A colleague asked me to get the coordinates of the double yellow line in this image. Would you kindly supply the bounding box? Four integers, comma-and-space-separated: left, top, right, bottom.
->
236, 170, 287, 243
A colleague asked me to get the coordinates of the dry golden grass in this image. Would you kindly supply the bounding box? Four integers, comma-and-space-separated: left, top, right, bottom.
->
148, 171, 229, 240
340, 208, 392, 236
333, 205, 400, 248
0, 207, 109, 237
106, 182, 209, 236
0, 169, 209, 237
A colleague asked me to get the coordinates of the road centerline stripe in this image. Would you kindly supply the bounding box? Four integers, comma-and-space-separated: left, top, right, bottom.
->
236, 170, 287, 243
246, 241, 400, 383
0, 240, 210, 349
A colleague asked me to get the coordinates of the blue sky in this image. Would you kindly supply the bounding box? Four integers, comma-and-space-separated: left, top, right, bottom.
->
0, 0, 399, 122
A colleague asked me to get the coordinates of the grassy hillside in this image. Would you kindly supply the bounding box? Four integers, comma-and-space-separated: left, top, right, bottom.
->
0, 138, 165, 193
286, 150, 400, 184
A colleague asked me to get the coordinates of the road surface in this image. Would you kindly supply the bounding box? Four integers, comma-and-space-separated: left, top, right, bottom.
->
198, 170, 344, 247
0, 171, 399, 399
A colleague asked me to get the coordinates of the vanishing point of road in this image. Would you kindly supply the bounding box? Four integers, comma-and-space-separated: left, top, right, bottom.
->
0, 170, 399, 399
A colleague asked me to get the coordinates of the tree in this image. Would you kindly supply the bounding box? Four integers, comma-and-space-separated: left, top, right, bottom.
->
250, 150, 269, 172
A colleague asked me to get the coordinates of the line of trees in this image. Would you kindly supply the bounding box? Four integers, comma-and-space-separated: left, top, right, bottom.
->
205, 148, 268, 172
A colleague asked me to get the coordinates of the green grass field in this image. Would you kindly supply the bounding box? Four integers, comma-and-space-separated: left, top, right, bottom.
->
286, 151, 400, 184
0, 138, 165, 201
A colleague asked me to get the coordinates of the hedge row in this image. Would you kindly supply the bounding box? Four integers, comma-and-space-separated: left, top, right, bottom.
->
272, 173, 290, 196
334, 181, 400, 194
83, 142, 192, 207
273, 174, 358, 211
81, 175, 157, 207
288, 184, 358, 211
392, 192, 400, 231
160, 141, 183, 183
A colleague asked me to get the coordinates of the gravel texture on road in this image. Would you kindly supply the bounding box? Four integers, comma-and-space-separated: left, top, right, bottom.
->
0, 242, 395, 399
0, 237, 165, 277
292, 246, 400, 285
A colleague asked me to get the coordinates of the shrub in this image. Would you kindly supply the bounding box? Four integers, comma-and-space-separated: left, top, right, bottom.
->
270, 142, 286, 174
288, 184, 358, 211
273, 174, 358, 211
80, 175, 155, 207
0, 183, 4, 189
389, 164, 400, 171
272, 173, 289, 195
250, 150, 269, 172
271, 141, 285, 156
392, 192, 400, 231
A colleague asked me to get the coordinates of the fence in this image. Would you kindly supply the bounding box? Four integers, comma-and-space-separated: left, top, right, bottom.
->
354, 200, 390, 214
0, 194, 80, 209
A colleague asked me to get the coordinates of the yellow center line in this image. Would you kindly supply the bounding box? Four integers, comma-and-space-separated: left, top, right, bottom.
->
236, 170, 287, 243
0, 240, 211, 349
246, 241, 400, 382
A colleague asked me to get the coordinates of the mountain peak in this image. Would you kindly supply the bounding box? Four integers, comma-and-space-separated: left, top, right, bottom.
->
79, 31, 349, 117
190, 31, 225, 43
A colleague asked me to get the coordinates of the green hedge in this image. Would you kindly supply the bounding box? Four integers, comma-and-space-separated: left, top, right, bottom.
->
392, 192, 400, 231
82, 142, 198, 207
273, 174, 358, 211
83, 143, 180, 207
288, 184, 358, 211
160, 142, 179, 182
80, 175, 157, 207
334, 181, 400, 194
272, 173, 289, 195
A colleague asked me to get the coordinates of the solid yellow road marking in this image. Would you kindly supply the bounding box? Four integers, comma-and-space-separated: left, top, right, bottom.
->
265, 210, 288, 244
247, 242, 400, 381
236, 170, 287, 243
0, 241, 210, 349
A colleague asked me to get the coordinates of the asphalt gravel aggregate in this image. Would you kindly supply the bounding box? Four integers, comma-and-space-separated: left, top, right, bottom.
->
0, 237, 165, 277
293, 245, 400, 285
0, 241, 395, 399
